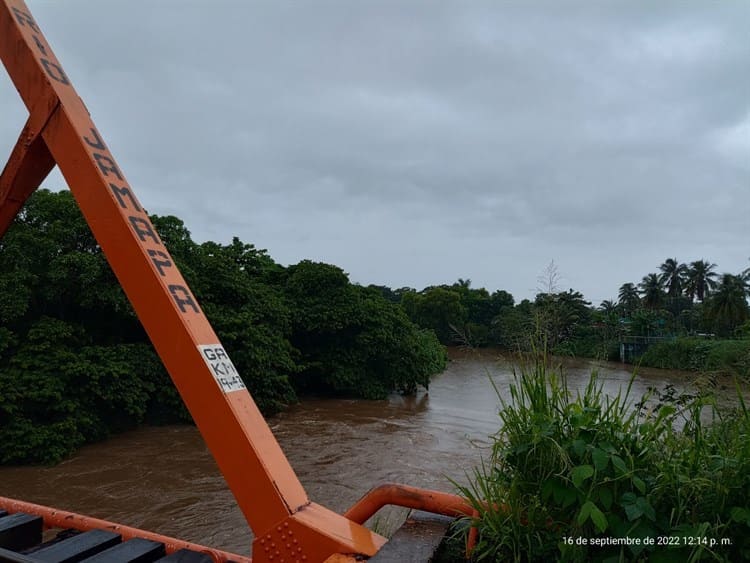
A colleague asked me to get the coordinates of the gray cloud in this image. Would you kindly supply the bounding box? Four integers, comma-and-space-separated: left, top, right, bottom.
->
1, 1, 748, 304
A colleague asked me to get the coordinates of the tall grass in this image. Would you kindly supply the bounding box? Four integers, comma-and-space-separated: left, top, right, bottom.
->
453, 351, 750, 562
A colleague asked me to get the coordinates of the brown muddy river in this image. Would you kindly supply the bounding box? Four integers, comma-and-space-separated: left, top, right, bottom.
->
0, 351, 744, 555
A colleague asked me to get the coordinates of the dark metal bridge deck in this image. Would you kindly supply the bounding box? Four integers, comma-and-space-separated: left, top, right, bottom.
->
0, 510, 212, 563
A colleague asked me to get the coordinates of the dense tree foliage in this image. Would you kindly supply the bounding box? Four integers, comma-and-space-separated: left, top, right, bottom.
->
390, 257, 749, 364
533, 289, 591, 349
0, 191, 445, 464
401, 287, 467, 344
685, 260, 718, 302
707, 274, 749, 337
283, 261, 445, 398
617, 283, 640, 317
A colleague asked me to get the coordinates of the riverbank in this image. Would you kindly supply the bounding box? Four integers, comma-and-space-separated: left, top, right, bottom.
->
635, 337, 750, 378
450, 344, 748, 389
545, 335, 750, 381
0, 354, 717, 554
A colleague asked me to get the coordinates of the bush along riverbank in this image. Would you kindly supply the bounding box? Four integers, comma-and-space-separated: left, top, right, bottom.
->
450, 352, 750, 562
636, 338, 750, 379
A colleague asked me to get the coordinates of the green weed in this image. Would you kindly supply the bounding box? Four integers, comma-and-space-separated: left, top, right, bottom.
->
453, 349, 750, 562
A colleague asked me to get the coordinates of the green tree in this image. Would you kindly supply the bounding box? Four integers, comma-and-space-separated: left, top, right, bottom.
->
629, 308, 665, 337
185, 241, 298, 413
443, 281, 516, 347
366, 284, 400, 303
684, 260, 718, 302
354, 293, 446, 396
283, 261, 445, 398
491, 300, 533, 350
406, 287, 467, 344
598, 299, 619, 316
0, 190, 137, 341
659, 258, 687, 298
534, 289, 591, 348
639, 273, 665, 310
658, 259, 691, 322
617, 283, 641, 317
739, 260, 750, 295
596, 300, 622, 342
0, 317, 165, 464
705, 273, 749, 337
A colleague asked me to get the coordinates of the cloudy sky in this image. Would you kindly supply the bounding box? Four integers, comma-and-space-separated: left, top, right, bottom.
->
2, 1, 748, 304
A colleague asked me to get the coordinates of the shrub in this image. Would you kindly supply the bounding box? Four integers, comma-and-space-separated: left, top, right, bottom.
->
639, 338, 750, 378
454, 352, 750, 562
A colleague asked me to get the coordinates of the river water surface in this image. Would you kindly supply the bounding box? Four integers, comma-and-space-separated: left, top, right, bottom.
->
0, 351, 744, 554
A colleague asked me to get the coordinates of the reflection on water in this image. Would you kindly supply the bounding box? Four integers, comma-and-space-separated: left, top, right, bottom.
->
0, 350, 744, 554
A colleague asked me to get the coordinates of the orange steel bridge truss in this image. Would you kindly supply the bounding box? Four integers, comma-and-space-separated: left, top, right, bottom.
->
0, 1, 475, 561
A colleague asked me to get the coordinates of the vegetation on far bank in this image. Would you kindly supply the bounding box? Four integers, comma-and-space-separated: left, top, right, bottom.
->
638, 338, 750, 379
449, 352, 750, 562
374, 260, 750, 376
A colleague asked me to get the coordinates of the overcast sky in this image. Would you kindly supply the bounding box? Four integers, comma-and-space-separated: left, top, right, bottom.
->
2, 1, 748, 304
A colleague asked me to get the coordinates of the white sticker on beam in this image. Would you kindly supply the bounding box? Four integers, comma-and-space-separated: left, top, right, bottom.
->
198, 344, 246, 393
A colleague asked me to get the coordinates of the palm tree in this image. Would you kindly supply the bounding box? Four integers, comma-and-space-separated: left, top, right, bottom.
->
684, 260, 718, 302
706, 273, 749, 336
659, 258, 687, 297
598, 300, 620, 339
639, 273, 664, 310
599, 299, 619, 316
740, 259, 750, 295
618, 283, 640, 316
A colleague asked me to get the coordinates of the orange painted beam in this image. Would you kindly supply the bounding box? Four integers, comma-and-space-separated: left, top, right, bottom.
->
345, 483, 481, 556
0, 2, 385, 561
344, 483, 475, 525
0, 113, 55, 237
